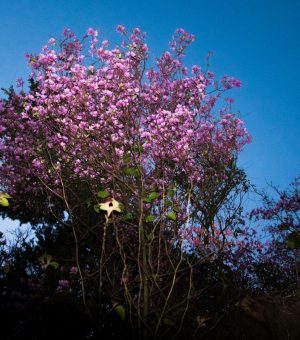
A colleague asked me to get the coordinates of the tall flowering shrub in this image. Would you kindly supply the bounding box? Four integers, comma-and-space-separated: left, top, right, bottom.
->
0, 26, 251, 336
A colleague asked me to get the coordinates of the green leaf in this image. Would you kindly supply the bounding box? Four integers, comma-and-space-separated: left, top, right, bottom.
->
147, 232, 154, 241
124, 166, 140, 177
123, 154, 131, 164
49, 261, 59, 269
94, 204, 100, 213
163, 318, 175, 326
0, 192, 11, 207
287, 233, 300, 249
148, 192, 160, 200
145, 215, 155, 223
97, 190, 110, 199
166, 211, 177, 221
114, 305, 125, 320
0, 197, 9, 207
144, 191, 160, 203
167, 189, 175, 198
164, 200, 172, 208
123, 212, 133, 221
0, 193, 11, 198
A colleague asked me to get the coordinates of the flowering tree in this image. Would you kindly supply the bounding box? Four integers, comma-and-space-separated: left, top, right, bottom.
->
0, 26, 251, 337
250, 177, 300, 247
245, 176, 300, 292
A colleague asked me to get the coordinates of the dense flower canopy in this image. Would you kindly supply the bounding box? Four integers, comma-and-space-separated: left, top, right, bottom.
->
0, 26, 250, 223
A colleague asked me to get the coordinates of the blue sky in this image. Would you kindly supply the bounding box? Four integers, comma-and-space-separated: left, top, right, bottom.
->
0, 0, 299, 232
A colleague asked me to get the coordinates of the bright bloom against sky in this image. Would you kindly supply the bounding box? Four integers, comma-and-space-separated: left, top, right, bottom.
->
0, 0, 299, 232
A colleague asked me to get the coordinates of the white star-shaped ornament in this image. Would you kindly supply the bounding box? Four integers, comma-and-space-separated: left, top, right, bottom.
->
99, 198, 122, 218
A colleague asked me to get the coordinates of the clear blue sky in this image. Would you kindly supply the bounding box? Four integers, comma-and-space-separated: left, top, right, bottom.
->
0, 0, 299, 193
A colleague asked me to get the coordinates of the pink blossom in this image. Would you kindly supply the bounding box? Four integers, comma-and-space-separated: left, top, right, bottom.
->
69, 266, 79, 275
87, 27, 98, 37
16, 77, 24, 87
48, 37, 56, 45
192, 65, 200, 74
116, 25, 125, 34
